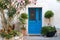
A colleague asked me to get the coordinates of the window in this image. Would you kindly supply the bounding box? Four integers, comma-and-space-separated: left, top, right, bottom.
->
29, 8, 36, 20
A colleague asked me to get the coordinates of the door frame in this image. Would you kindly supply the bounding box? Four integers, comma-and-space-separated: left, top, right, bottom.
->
28, 7, 42, 35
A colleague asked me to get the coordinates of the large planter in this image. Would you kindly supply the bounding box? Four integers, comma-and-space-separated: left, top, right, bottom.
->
46, 31, 56, 37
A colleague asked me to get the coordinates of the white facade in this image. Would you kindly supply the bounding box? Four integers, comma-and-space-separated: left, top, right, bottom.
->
0, 0, 60, 32
20, 0, 60, 29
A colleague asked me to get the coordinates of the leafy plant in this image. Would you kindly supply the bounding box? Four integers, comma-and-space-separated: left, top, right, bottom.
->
44, 10, 54, 25
7, 6, 16, 17
0, 28, 21, 39
41, 26, 56, 36
21, 13, 28, 20
44, 10, 54, 18
19, 17, 26, 24
19, 13, 28, 30
0, 0, 37, 39
21, 26, 26, 30
25, 0, 29, 5
0, 1, 7, 9
0, 0, 11, 9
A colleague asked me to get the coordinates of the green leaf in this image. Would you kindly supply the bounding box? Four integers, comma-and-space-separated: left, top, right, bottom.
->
19, 17, 26, 24
25, 0, 29, 5
0, 1, 7, 9
21, 13, 28, 19
0, 0, 11, 9
7, 6, 16, 17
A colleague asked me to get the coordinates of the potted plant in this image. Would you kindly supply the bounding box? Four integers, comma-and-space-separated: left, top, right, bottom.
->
21, 26, 26, 36
19, 13, 28, 36
41, 26, 56, 37
44, 10, 54, 26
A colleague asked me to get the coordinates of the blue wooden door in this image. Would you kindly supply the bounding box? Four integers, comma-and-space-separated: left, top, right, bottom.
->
28, 8, 42, 34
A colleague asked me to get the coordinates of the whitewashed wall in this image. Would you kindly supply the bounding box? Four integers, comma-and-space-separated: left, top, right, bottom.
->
43, 0, 60, 28
19, 0, 60, 34
42, 0, 60, 28
21, 0, 60, 29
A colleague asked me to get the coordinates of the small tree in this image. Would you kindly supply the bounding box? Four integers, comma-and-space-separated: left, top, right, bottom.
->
44, 10, 54, 26
19, 13, 28, 36
19, 13, 28, 30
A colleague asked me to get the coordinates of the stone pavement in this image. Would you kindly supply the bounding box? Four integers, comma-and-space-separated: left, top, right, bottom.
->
23, 28, 60, 40
23, 35, 60, 40
0, 35, 60, 40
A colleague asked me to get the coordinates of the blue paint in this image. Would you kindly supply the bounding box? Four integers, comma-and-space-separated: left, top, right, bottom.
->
28, 8, 42, 34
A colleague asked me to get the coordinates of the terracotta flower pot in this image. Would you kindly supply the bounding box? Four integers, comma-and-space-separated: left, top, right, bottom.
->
22, 30, 26, 36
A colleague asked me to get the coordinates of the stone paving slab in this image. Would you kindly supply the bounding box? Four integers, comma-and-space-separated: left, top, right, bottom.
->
23, 36, 60, 40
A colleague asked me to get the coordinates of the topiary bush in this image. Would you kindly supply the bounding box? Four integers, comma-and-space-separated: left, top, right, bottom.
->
44, 10, 54, 25
21, 13, 28, 19
44, 10, 54, 19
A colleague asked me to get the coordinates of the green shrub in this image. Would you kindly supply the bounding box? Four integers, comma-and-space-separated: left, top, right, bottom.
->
8, 6, 16, 17
0, 30, 21, 39
19, 13, 28, 30
44, 10, 54, 19
41, 26, 56, 35
21, 13, 28, 19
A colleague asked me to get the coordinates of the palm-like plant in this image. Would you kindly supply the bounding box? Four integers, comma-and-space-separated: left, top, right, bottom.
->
0, 0, 37, 39
0, 0, 37, 38
0, 0, 37, 30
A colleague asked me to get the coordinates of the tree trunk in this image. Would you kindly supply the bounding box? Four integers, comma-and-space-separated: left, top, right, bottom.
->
48, 18, 51, 26
1, 9, 7, 30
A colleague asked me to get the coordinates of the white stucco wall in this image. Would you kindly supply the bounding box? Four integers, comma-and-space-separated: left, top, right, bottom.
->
19, 0, 60, 34
42, 0, 60, 28
21, 0, 60, 29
